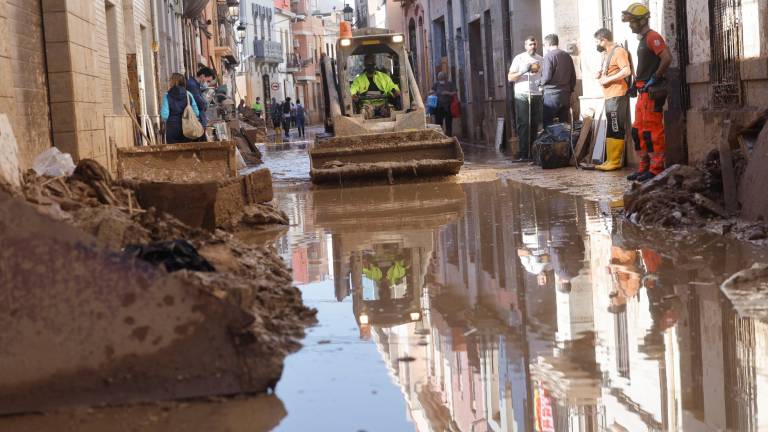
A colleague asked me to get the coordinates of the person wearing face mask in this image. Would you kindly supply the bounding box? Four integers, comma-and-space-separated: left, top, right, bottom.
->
431, 72, 457, 137
187, 68, 215, 133
622, 3, 673, 182
508, 36, 543, 161
593, 28, 632, 171
350, 53, 401, 118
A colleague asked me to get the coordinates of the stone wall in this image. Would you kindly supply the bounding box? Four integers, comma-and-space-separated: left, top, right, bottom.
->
42, 0, 134, 168
4, 1, 52, 169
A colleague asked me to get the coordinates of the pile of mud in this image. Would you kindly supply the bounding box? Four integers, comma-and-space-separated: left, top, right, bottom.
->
0, 159, 315, 415
624, 152, 768, 243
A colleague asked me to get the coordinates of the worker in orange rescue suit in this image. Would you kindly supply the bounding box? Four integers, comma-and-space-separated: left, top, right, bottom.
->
622, 3, 673, 182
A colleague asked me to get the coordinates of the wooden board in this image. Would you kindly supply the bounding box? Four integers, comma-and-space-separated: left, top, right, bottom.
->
573, 116, 594, 164
739, 121, 768, 221
591, 108, 608, 164
495, 117, 505, 150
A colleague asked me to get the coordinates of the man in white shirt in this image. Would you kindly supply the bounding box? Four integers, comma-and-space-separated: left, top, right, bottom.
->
508, 36, 544, 161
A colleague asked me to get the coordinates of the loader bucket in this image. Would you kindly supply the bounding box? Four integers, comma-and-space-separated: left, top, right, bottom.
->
309, 129, 464, 184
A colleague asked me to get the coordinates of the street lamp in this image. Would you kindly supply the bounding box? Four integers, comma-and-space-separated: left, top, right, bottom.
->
342, 4, 353, 22
236, 23, 246, 42
228, 1, 240, 22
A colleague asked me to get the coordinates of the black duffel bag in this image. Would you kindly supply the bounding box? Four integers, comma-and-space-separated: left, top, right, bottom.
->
532, 123, 576, 169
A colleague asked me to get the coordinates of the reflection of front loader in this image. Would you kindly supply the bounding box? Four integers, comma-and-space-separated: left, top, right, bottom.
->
310, 27, 463, 184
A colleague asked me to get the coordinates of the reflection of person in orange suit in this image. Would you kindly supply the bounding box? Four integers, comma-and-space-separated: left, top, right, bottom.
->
607, 246, 641, 313
607, 246, 681, 346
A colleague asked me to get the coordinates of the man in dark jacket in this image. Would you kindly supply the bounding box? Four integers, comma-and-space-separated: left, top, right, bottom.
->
187, 67, 216, 128
539, 34, 576, 126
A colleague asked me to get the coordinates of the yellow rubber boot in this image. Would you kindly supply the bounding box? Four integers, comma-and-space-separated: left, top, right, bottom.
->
596, 138, 624, 171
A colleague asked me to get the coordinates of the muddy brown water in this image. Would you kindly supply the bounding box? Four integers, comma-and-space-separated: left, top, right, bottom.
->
272, 170, 768, 431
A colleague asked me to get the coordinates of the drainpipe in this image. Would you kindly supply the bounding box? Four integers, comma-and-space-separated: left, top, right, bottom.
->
150, 0, 163, 141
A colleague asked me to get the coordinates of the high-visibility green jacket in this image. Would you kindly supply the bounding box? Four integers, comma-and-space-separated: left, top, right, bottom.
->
252, 102, 264, 112
350, 71, 400, 97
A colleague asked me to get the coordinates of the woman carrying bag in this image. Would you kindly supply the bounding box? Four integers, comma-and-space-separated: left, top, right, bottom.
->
161, 73, 202, 144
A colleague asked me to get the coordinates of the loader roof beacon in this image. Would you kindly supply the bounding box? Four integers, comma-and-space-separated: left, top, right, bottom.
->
309, 24, 464, 184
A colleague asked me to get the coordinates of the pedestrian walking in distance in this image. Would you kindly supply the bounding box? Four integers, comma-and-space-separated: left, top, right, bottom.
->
431, 71, 457, 137
282, 97, 293, 139
270, 98, 282, 130
508, 36, 543, 161
161, 73, 200, 144
623, 2, 673, 182
594, 27, 632, 171
295, 100, 306, 138
540, 34, 576, 127
252, 97, 264, 118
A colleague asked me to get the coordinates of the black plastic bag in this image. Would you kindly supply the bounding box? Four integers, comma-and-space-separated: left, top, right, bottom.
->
124, 240, 216, 273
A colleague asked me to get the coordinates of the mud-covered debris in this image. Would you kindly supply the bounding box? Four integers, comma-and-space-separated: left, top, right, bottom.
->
624, 164, 727, 227
0, 159, 316, 415
720, 263, 768, 321
241, 203, 289, 226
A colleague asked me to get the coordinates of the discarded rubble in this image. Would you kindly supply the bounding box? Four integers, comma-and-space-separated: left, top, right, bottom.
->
623, 150, 768, 243
0, 158, 315, 416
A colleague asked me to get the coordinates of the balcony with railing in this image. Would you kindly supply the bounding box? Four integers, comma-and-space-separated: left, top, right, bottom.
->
254, 40, 284, 64
214, 3, 237, 62
286, 53, 313, 72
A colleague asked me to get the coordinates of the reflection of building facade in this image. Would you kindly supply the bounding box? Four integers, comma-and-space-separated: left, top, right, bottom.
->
278, 179, 768, 432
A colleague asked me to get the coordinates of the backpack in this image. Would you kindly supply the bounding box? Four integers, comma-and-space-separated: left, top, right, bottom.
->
182, 92, 204, 139
426, 94, 438, 114
450, 95, 461, 118
603, 44, 634, 90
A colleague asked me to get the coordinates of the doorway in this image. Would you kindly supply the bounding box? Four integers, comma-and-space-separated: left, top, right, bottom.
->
468, 19, 485, 140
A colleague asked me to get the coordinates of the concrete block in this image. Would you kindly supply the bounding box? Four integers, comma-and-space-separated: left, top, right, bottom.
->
741, 57, 768, 81
43, 0, 94, 22
76, 102, 104, 131
242, 168, 273, 203
42, 11, 69, 43
49, 101, 77, 132
52, 131, 78, 157
134, 169, 274, 231
47, 71, 75, 102
686, 62, 710, 84
44, 41, 71, 72
117, 141, 238, 183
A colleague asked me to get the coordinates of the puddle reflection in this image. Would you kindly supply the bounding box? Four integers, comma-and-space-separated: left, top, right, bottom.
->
275, 179, 768, 432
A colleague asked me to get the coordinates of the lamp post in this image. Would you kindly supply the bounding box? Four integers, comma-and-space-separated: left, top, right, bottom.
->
228, 2, 240, 23
342, 4, 353, 23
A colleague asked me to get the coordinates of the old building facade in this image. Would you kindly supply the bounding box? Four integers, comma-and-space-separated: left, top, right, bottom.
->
682, 0, 768, 163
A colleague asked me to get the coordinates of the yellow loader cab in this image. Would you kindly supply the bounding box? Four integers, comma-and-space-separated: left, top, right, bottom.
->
310, 26, 464, 184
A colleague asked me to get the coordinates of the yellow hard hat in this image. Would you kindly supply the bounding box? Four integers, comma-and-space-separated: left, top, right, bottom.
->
622, 2, 650, 21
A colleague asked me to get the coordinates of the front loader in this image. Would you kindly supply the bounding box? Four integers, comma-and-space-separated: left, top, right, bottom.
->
310, 27, 463, 184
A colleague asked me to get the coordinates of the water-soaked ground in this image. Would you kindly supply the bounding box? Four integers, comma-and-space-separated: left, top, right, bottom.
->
268, 145, 768, 431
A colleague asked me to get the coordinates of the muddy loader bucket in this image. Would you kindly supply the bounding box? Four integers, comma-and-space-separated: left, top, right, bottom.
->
309, 129, 464, 184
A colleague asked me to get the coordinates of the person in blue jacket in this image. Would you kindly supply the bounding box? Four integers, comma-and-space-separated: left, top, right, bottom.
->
161, 73, 199, 144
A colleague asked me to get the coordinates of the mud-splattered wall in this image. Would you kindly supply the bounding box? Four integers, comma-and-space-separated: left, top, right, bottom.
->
5, 1, 52, 169
41, 0, 135, 169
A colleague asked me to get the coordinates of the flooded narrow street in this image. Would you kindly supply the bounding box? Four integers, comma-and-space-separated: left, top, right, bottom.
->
269, 151, 768, 431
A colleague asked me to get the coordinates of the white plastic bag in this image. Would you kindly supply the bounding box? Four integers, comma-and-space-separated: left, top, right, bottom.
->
32, 147, 76, 177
